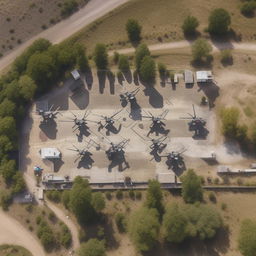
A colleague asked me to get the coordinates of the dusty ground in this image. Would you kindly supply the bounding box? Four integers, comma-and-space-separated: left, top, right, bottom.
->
19, 67, 254, 197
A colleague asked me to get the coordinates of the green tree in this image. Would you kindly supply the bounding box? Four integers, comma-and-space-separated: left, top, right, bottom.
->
0, 116, 16, 139
145, 179, 163, 214
93, 44, 108, 70
158, 62, 167, 78
0, 99, 16, 117
239, 219, 256, 256
0, 135, 14, 159
208, 8, 231, 35
78, 239, 106, 256
181, 169, 203, 203
12, 172, 26, 194
69, 177, 94, 224
220, 107, 239, 138
26, 52, 56, 90
135, 43, 150, 71
62, 190, 70, 209
182, 16, 199, 35
139, 56, 156, 82
75, 44, 89, 72
192, 38, 212, 61
118, 55, 130, 72
115, 212, 127, 233
126, 19, 142, 42
18, 75, 37, 101
0, 159, 16, 183
129, 207, 160, 252
163, 203, 188, 243
92, 192, 105, 213
61, 0, 78, 17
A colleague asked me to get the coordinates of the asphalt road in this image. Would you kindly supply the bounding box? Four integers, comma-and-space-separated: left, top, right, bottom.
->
0, 0, 129, 71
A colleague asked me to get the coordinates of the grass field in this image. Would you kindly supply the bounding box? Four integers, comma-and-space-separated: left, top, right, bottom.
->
0, 245, 32, 256
69, 0, 256, 54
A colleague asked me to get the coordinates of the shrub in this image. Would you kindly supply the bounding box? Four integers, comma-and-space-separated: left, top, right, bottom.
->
60, 225, 72, 248
92, 192, 105, 212
192, 38, 212, 61
79, 229, 87, 243
116, 190, 123, 200
36, 216, 42, 225
61, 0, 78, 17
46, 190, 61, 203
105, 191, 112, 200
221, 49, 233, 65
128, 190, 135, 199
208, 192, 217, 203
135, 191, 142, 199
158, 62, 167, 78
113, 51, 119, 64
221, 203, 227, 211
118, 55, 130, 72
62, 190, 70, 209
115, 212, 127, 233
182, 16, 199, 35
241, 1, 256, 16
78, 239, 106, 256
0, 192, 12, 211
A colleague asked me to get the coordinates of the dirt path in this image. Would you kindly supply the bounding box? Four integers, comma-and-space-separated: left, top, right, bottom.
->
46, 200, 80, 250
0, 0, 129, 71
0, 209, 45, 256
109, 40, 256, 55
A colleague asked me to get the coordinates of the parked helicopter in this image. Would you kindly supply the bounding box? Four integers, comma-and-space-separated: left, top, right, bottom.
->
180, 105, 207, 137
120, 88, 140, 103
162, 149, 186, 172
37, 105, 61, 123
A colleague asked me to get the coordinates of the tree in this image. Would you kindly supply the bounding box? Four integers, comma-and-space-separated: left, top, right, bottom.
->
61, 0, 78, 17
126, 19, 142, 42
26, 52, 57, 90
239, 219, 256, 256
115, 212, 127, 233
135, 43, 150, 71
93, 44, 108, 70
62, 190, 70, 209
208, 8, 231, 35
163, 203, 188, 243
78, 239, 106, 256
139, 56, 156, 82
69, 177, 94, 224
92, 192, 105, 213
118, 55, 130, 72
0, 135, 14, 159
158, 62, 167, 79
181, 169, 203, 203
18, 75, 37, 101
0, 159, 16, 184
75, 44, 89, 72
0, 116, 16, 139
145, 179, 163, 214
0, 99, 16, 117
220, 107, 239, 138
182, 16, 199, 35
129, 207, 160, 252
192, 38, 212, 61
12, 172, 26, 194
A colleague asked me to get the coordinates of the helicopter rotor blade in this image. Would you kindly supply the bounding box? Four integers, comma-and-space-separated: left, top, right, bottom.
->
160, 109, 169, 119
111, 109, 123, 118
70, 111, 77, 118
83, 110, 88, 119
192, 104, 196, 118
49, 104, 54, 112
142, 109, 151, 118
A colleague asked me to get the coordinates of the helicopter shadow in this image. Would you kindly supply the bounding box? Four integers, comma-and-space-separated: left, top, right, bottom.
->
39, 119, 57, 140
150, 144, 167, 162
51, 158, 64, 172
107, 152, 130, 172
70, 86, 89, 110
192, 127, 209, 140
143, 87, 163, 108
166, 159, 186, 176
129, 99, 142, 121
123, 70, 133, 84
75, 125, 91, 142
147, 123, 170, 137
77, 154, 95, 169
98, 123, 122, 136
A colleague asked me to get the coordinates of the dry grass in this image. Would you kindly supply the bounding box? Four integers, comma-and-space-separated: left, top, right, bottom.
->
69, 0, 256, 54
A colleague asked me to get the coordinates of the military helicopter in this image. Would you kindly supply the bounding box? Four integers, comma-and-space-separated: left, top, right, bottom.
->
94, 109, 123, 131
37, 105, 61, 122
180, 105, 207, 137
149, 135, 168, 153
162, 149, 186, 170
120, 88, 140, 102
68, 144, 94, 168
142, 109, 169, 126
60, 110, 96, 132
105, 139, 130, 160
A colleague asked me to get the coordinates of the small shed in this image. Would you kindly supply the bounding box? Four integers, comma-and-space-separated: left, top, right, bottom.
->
40, 148, 61, 159
42, 174, 65, 183
184, 70, 194, 85
196, 71, 213, 83
71, 69, 80, 80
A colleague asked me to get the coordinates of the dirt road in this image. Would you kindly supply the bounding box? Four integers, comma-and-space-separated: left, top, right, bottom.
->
46, 200, 80, 250
0, 0, 129, 71
109, 40, 256, 55
0, 209, 45, 256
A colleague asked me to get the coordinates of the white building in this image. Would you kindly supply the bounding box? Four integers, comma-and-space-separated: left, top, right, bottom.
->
40, 148, 61, 159
196, 71, 213, 83
184, 70, 194, 85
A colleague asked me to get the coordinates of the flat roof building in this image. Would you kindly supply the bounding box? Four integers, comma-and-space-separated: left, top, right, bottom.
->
196, 71, 213, 83
40, 148, 61, 159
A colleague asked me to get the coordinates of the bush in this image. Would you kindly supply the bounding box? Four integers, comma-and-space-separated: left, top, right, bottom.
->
61, 0, 78, 17
0, 192, 12, 211
208, 192, 217, 203
158, 62, 167, 79
115, 212, 127, 233
128, 190, 135, 199
182, 16, 199, 35
241, 1, 256, 16
135, 191, 142, 199
79, 229, 87, 243
116, 190, 123, 200
221, 49, 233, 65
46, 190, 61, 203
78, 239, 106, 256
48, 211, 56, 222
238, 219, 256, 256
221, 203, 227, 211
36, 216, 42, 225
37, 222, 56, 251
118, 55, 130, 72
208, 8, 231, 35
92, 192, 105, 212
126, 19, 142, 42
113, 51, 119, 64
105, 191, 112, 200
62, 190, 70, 209
192, 38, 212, 61
60, 225, 72, 248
